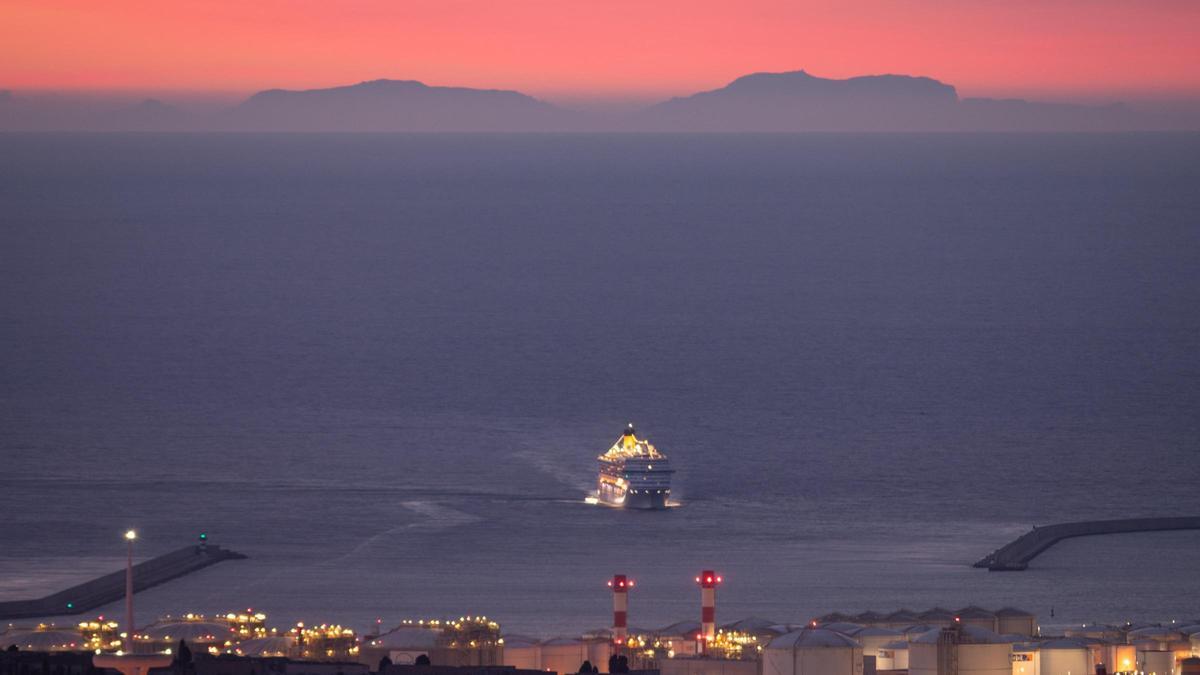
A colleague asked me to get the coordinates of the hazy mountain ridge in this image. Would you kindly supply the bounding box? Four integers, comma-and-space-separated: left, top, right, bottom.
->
1, 72, 1196, 132
221, 79, 575, 131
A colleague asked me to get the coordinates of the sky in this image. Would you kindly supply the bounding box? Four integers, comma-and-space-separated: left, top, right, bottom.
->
2, 0, 1199, 107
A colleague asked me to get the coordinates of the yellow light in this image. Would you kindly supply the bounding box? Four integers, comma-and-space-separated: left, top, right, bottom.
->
125, 530, 137, 540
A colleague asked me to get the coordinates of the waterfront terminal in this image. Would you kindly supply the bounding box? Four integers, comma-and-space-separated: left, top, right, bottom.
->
4, 604, 1199, 675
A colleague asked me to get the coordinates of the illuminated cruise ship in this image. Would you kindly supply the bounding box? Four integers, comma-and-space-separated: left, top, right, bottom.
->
596, 424, 674, 509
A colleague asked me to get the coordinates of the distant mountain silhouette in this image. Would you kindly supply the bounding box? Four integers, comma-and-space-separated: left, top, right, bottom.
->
221, 79, 574, 131
635, 70, 1174, 132
0, 72, 1196, 132
639, 71, 961, 131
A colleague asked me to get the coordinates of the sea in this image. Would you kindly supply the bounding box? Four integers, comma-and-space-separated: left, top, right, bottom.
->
1, 133, 1198, 637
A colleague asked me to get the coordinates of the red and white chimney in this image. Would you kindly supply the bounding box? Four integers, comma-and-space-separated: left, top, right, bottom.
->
695, 570, 722, 653
608, 574, 632, 646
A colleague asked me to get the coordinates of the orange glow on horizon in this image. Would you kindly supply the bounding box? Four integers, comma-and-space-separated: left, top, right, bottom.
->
2, 0, 1199, 103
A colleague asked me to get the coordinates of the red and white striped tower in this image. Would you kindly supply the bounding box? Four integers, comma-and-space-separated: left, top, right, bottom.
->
695, 570, 722, 654
607, 575, 632, 648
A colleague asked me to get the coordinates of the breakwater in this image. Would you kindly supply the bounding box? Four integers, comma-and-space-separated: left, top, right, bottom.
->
975, 516, 1200, 571
0, 544, 246, 620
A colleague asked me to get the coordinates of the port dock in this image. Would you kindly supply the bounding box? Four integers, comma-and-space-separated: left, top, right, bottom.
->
0, 543, 246, 620
975, 516, 1200, 571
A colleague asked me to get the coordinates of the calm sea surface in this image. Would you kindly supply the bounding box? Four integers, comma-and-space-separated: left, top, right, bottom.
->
1, 133, 1198, 635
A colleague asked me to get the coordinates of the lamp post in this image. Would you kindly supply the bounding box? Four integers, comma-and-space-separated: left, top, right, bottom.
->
92, 529, 171, 675
124, 530, 136, 650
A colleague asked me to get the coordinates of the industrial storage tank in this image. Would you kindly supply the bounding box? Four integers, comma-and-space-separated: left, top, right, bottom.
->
908, 625, 1011, 675
995, 608, 1038, 637
1065, 623, 1123, 641
0, 627, 85, 652
538, 637, 590, 675
655, 620, 703, 657
762, 628, 863, 675
138, 618, 234, 652
875, 639, 909, 670
233, 636, 295, 657
955, 607, 999, 633
1137, 649, 1175, 675
820, 623, 865, 636
499, 635, 540, 670
882, 610, 920, 630
848, 626, 901, 660
1036, 638, 1090, 675
916, 608, 958, 627
361, 626, 439, 665
1010, 643, 1038, 675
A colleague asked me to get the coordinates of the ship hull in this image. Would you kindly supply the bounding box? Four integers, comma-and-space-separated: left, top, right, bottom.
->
597, 487, 669, 510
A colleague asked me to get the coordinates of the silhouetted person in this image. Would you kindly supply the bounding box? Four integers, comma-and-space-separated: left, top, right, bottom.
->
579, 660, 592, 674
377, 656, 392, 672
414, 655, 431, 666
607, 655, 618, 673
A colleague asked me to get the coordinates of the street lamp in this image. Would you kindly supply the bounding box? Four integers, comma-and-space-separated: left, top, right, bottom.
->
124, 530, 136, 649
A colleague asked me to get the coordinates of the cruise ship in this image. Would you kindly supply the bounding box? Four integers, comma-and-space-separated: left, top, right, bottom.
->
596, 424, 674, 509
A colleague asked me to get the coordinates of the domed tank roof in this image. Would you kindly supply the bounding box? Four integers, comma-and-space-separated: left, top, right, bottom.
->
995, 607, 1035, 618
818, 622, 864, 635
540, 636, 583, 647
369, 626, 439, 649
1129, 626, 1183, 640
853, 626, 901, 638
0, 628, 84, 651
499, 635, 540, 648
1039, 638, 1089, 650
918, 608, 956, 621
140, 620, 232, 642
956, 606, 997, 619
768, 629, 862, 650
912, 626, 1006, 645
721, 617, 782, 634
234, 636, 295, 657
656, 620, 701, 637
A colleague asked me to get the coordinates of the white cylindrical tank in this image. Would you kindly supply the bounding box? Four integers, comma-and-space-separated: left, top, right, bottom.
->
763, 629, 863, 675
875, 640, 909, 671
1138, 649, 1175, 675
501, 635, 541, 670
1037, 638, 1090, 675
908, 626, 1011, 675
848, 627, 901, 661
994, 608, 1037, 637
539, 637, 589, 675
1010, 644, 1038, 675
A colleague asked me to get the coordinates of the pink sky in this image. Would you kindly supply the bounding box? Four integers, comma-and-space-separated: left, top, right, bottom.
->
2, 0, 1199, 104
